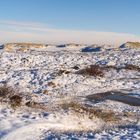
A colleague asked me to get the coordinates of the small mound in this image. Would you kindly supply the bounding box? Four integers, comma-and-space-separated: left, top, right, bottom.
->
3, 43, 46, 52
120, 42, 140, 49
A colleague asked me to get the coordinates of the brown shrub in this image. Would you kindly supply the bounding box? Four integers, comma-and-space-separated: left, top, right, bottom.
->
57, 70, 70, 76
25, 101, 50, 111
0, 86, 13, 98
0, 85, 22, 109
25, 101, 36, 107
60, 100, 81, 110
124, 64, 140, 71
48, 82, 56, 87
9, 95, 22, 109
0, 86, 16, 104
72, 66, 79, 70
43, 90, 49, 95
76, 64, 140, 77
76, 65, 104, 77
104, 64, 140, 72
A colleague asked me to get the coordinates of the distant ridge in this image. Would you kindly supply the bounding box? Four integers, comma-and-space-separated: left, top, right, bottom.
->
1, 41, 140, 52
3, 43, 46, 52
120, 42, 140, 48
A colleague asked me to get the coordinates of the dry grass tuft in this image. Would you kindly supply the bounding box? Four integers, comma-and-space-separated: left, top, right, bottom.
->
48, 82, 56, 87
57, 70, 71, 76
10, 95, 22, 109
0, 85, 22, 109
4, 43, 45, 52
124, 64, 140, 71
126, 42, 140, 48
76, 64, 140, 77
0, 86, 14, 102
60, 100, 119, 122
76, 65, 104, 77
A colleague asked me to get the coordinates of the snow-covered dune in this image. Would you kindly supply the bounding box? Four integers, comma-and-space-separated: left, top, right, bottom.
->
0, 42, 140, 139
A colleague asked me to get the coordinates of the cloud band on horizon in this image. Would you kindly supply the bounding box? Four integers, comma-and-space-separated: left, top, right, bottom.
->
0, 20, 140, 46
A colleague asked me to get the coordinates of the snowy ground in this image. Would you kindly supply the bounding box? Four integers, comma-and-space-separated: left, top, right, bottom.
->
0, 44, 140, 139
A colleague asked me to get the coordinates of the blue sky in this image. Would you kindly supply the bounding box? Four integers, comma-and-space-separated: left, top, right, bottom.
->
0, 0, 140, 44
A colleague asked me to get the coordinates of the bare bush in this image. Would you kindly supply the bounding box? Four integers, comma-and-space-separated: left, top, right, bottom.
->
48, 82, 56, 87
124, 64, 140, 71
57, 70, 70, 76
0, 85, 22, 109
76, 64, 140, 77
10, 95, 22, 109
0, 86, 15, 103
76, 65, 104, 77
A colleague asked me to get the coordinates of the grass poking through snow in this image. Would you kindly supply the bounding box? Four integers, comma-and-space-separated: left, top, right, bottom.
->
59, 99, 120, 122
0, 85, 22, 109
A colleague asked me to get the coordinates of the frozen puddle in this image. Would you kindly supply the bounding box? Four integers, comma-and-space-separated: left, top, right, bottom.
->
86, 91, 140, 106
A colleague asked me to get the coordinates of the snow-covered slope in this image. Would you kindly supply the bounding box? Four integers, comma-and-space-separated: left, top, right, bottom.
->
120, 42, 140, 49
0, 43, 140, 139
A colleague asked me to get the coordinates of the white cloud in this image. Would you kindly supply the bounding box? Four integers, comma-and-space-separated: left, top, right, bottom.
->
0, 20, 140, 46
